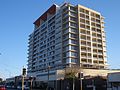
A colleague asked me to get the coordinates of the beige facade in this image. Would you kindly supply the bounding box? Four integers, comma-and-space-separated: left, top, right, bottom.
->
34, 69, 120, 81
61, 3, 107, 69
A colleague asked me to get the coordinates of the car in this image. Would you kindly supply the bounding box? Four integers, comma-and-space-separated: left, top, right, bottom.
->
24, 86, 30, 90
17, 85, 30, 90
0, 85, 6, 90
17, 86, 22, 89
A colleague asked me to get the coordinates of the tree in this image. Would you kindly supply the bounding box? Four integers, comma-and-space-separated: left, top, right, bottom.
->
0, 78, 3, 82
64, 65, 81, 79
64, 65, 82, 90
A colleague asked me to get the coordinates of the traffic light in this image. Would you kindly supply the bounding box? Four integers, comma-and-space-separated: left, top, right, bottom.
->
22, 68, 26, 76
78, 72, 84, 79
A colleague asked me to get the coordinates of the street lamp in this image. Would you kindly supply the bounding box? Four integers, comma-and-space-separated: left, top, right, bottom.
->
29, 76, 33, 90
47, 66, 50, 90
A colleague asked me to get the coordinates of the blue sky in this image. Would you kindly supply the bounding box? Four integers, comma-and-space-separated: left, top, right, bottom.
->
0, 0, 120, 79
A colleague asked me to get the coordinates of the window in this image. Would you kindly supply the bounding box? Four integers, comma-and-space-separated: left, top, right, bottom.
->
96, 14, 100, 19
80, 19, 85, 23
71, 58, 77, 63
70, 12, 76, 17
71, 40, 77, 44
70, 33, 77, 38
70, 28, 77, 33
70, 17, 76, 21
71, 46, 77, 50
80, 8, 85, 13
85, 10, 89, 15
70, 22, 77, 27
80, 29, 86, 34
70, 6, 76, 11
71, 52, 78, 57
86, 20, 90, 25
80, 24, 85, 28
86, 15, 89, 20
80, 13, 85, 18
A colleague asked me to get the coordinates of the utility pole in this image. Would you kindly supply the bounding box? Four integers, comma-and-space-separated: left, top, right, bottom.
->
22, 67, 26, 90
73, 77, 75, 90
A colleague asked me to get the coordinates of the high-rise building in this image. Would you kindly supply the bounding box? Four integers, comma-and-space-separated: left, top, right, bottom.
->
27, 3, 107, 79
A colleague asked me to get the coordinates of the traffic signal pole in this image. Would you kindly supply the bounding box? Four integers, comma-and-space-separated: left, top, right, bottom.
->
22, 75, 24, 90
22, 67, 26, 90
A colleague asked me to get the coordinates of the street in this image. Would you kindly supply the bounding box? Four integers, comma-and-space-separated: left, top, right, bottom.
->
6, 89, 43, 90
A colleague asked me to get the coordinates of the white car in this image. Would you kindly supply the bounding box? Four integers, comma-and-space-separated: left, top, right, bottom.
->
17, 86, 22, 89
24, 85, 30, 90
17, 85, 30, 90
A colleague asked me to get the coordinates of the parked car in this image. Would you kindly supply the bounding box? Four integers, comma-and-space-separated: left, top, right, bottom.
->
24, 85, 30, 90
17, 86, 22, 89
0, 85, 6, 90
17, 85, 30, 90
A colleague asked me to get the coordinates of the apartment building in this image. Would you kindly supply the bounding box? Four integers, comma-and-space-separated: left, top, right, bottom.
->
27, 3, 107, 79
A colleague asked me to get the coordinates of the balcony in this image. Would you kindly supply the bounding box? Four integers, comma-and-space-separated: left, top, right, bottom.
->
93, 46, 97, 49
80, 13, 85, 18
81, 49, 87, 52
62, 18, 69, 24
87, 56, 92, 59
98, 58, 103, 60
81, 40, 86, 45
69, 12, 77, 17
62, 24, 69, 29
93, 60, 98, 64
80, 29, 86, 34
63, 34, 69, 41
63, 29, 69, 35
98, 52, 103, 55
70, 28, 77, 33
81, 59, 87, 63
93, 57, 97, 60
70, 22, 77, 28
98, 47, 103, 50
70, 18, 77, 23
81, 54, 87, 58
93, 52, 97, 54
80, 24, 85, 29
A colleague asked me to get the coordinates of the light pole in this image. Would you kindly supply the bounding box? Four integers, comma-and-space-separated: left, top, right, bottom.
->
73, 77, 75, 90
29, 76, 33, 90
47, 66, 50, 90
92, 79, 95, 90
80, 76, 82, 90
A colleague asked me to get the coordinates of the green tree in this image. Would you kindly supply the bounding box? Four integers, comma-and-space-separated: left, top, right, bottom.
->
64, 65, 82, 90
0, 78, 2, 82
64, 65, 81, 79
